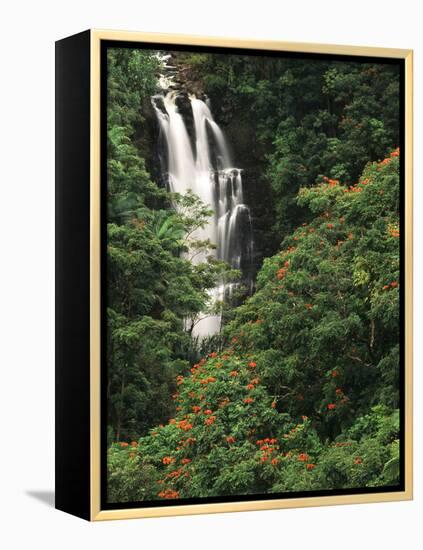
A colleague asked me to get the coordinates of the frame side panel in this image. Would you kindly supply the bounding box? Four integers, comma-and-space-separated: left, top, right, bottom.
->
55, 29, 91, 521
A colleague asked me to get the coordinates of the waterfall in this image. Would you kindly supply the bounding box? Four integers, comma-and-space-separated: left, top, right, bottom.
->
152, 91, 253, 337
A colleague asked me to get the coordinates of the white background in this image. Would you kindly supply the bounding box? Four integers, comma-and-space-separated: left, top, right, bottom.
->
0, 0, 420, 548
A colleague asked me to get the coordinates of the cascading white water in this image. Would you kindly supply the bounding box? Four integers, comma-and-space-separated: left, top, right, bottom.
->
152, 91, 253, 337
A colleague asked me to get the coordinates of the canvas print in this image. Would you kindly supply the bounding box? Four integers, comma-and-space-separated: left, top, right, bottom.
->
104, 45, 403, 505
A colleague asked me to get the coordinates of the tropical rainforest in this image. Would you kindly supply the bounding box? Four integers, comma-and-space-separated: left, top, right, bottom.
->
106, 47, 402, 503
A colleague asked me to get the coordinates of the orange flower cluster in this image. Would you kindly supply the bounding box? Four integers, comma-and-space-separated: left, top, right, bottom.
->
162, 456, 175, 465
209, 352, 217, 358
379, 157, 392, 167
199, 376, 217, 385
158, 489, 179, 499
178, 420, 193, 431
176, 375, 184, 386
167, 468, 183, 479
327, 403, 336, 410
298, 453, 309, 462
192, 405, 201, 413
204, 416, 216, 426
390, 147, 400, 157
258, 440, 279, 463
256, 438, 277, 446
383, 281, 398, 290
226, 436, 236, 444
322, 176, 339, 187
276, 267, 287, 280
248, 361, 257, 368
306, 463, 316, 471
244, 397, 254, 404
229, 370, 239, 377
354, 457, 363, 464
343, 184, 363, 194
181, 458, 191, 465
119, 442, 129, 448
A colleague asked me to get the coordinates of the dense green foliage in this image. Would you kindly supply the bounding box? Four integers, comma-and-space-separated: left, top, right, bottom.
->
108, 152, 401, 500
106, 48, 401, 501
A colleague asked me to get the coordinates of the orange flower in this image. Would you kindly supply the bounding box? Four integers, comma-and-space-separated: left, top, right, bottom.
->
162, 456, 174, 465
178, 420, 193, 431
244, 397, 254, 404
181, 458, 191, 465
277, 268, 286, 280
327, 223, 334, 229
226, 436, 235, 444
306, 463, 316, 471
205, 416, 216, 426
209, 352, 217, 358
231, 337, 238, 343
130, 441, 138, 448
271, 401, 277, 409
298, 453, 309, 462
158, 489, 179, 499
331, 370, 339, 378
248, 361, 257, 368
207, 376, 217, 383
305, 303, 313, 310
229, 370, 239, 377
271, 458, 279, 466
119, 442, 129, 448
192, 405, 201, 413
335, 388, 343, 396
390, 281, 398, 288
204, 409, 213, 415
246, 383, 255, 390
354, 457, 363, 465
327, 403, 336, 410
